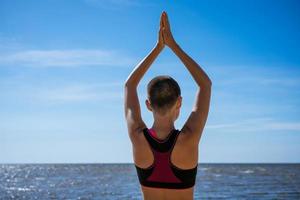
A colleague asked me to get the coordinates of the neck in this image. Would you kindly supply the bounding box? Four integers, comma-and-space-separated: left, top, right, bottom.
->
151, 114, 175, 139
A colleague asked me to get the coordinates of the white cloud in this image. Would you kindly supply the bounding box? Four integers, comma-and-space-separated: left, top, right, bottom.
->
206, 117, 300, 132
264, 122, 300, 131
217, 77, 300, 87
0, 81, 124, 104
35, 83, 123, 103
0, 49, 135, 68
208, 64, 300, 88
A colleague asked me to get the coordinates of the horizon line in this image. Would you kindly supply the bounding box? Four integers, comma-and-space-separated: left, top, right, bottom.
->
1, 162, 299, 165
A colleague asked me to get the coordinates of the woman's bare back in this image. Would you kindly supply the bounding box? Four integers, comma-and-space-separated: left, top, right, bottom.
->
133, 128, 199, 200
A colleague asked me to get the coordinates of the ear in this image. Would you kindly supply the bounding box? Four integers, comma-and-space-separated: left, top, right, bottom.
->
145, 99, 153, 111
176, 96, 182, 109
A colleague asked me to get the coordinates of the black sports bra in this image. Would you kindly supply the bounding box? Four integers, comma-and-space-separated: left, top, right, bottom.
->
134, 127, 198, 189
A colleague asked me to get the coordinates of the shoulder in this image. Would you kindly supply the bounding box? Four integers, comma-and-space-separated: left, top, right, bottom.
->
128, 122, 147, 145
177, 125, 200, 147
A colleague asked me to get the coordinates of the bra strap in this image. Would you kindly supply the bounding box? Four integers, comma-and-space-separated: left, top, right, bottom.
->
142, 128, 180, 152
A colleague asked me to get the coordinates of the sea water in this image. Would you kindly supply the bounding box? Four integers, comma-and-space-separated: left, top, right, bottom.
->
0, 164, 299, 199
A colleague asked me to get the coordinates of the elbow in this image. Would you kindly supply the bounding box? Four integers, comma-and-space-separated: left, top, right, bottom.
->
124, 81, 132, 88
124, 81, 129, 88
206, 78, 212, 87
202, 79, 212, 88
196, 76, 212, 88
124, 78, 132, 87
124, 77, 130, 87
124, 80, 136, 88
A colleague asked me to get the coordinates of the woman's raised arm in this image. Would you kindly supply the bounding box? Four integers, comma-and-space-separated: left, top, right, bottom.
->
124, 12, 165, 143
125, 12, 165, 87
162, 12, 212, 145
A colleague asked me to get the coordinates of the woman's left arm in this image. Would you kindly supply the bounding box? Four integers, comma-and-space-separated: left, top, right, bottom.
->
124, 12, 165, 143
124, 43, 163, 142
125, 43, 163, 87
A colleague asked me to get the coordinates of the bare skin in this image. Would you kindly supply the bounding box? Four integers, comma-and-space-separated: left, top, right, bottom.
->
124, 11, 212, 200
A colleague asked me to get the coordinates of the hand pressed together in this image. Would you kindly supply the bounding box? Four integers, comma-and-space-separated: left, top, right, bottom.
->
157, 11, 177, 49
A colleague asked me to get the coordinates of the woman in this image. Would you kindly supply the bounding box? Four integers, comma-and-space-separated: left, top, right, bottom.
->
124, 11, 212, 200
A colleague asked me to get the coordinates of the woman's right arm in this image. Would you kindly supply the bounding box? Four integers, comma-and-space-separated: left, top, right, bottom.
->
171, 41, 212, 145
162, 11, 212, 145
171, 42, 212, 87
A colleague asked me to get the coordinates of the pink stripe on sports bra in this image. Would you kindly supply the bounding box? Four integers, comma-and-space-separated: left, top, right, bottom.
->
148, 128, 158, 138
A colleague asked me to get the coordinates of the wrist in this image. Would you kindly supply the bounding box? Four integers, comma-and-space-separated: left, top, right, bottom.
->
169, 40, 178, 50
155, 42, 164, 51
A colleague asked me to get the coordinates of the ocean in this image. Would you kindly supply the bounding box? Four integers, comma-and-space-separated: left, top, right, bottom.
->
0, 164, 299, 199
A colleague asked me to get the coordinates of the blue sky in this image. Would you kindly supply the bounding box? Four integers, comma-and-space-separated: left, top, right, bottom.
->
0, 0, 299, 163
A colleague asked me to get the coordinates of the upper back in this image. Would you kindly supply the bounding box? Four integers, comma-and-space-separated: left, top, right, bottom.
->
134, 127, 198, 189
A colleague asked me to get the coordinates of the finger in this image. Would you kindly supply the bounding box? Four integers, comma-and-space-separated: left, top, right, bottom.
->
160, 13, 164, 28
161, 13, 166, 28
162, 12, 170, 27
165, 13, 170, 28
162, 14, 169, 30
